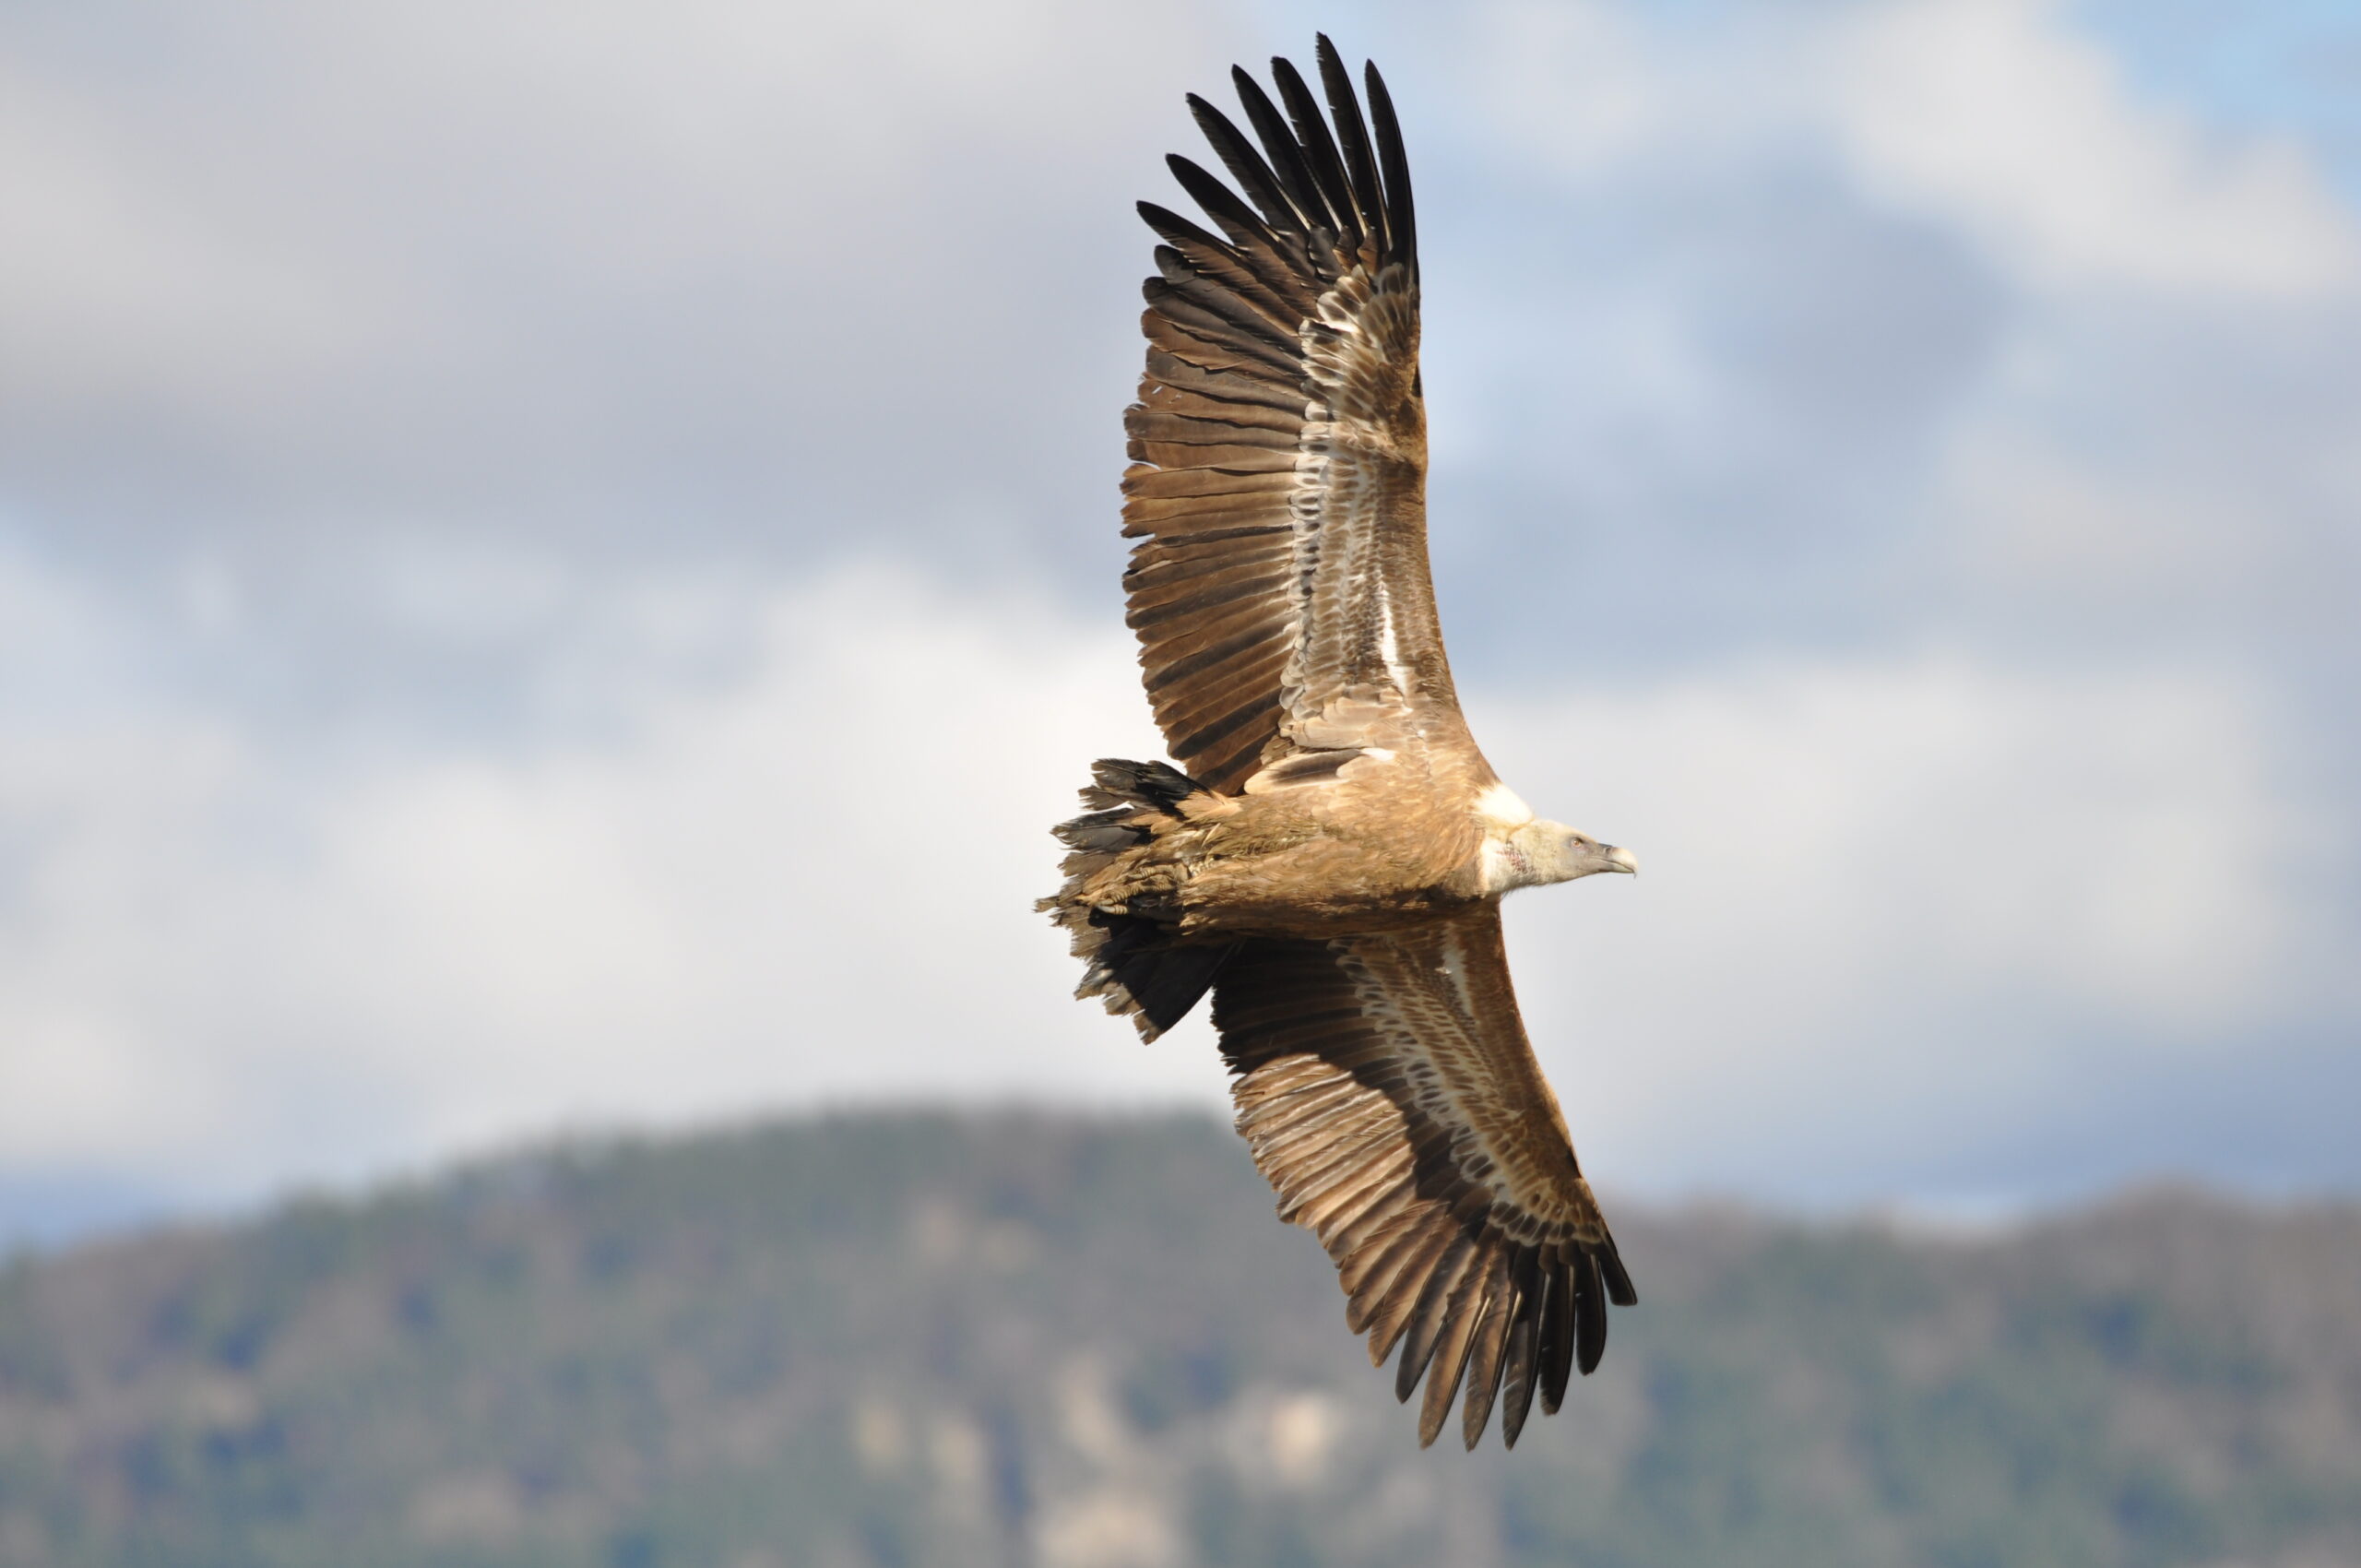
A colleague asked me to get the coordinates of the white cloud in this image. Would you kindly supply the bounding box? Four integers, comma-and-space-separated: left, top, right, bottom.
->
0, 551, 1212, 1197
1453, 0, 2359, 296
1825, 0, 2359, 294
0, 57, 406, 421
1936, 413, 2270, 605
1476, 651, 2338, 1195
1457, 0, 1666, 173
0, 0, 1258, 547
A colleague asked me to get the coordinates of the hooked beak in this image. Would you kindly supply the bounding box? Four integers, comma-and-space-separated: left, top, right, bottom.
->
1602, 844, 1639, 876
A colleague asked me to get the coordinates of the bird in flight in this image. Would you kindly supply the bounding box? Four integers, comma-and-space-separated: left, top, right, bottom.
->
1041, 36, 1639, 1450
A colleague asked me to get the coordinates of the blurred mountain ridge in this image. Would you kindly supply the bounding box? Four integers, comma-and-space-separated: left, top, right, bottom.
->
0, 1109, 2355, 1568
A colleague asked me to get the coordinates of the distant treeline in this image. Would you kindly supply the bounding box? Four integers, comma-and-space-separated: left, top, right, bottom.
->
0, 1111, 2355, 1568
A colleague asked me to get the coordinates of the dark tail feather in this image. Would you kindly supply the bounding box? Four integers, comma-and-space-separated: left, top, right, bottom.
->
1080, 757, 1204, 814
1043, 758, 1232, 1040
1087, 914, 1235, 1038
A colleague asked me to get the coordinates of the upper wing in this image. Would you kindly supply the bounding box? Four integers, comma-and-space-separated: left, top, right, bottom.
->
1123, 38, 1469, 795
1213, 905, 1636, 1449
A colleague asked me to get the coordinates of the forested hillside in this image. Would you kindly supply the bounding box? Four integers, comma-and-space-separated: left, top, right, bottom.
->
0, 1112, 2355, 1568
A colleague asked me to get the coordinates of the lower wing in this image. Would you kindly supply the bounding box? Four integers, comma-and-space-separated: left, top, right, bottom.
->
1211, 904, 1634, 1449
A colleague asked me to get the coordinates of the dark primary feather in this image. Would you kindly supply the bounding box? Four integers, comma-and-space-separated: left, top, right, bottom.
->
1538, 1245, 1578, 1415
1162, 155, 1285, 257
1229, 67, 1338, 240
1315, 35, 1389, 262
1498, 1254, 1545, 1447
1187, 94, 1305, 238
1363, 61, 1418, 275
1269, 55, 1362, 254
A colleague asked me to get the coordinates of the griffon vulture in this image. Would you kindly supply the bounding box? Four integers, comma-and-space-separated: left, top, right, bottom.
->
1042, 36, 1639, 1451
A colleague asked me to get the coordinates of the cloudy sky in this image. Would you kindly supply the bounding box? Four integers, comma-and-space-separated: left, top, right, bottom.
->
4, 0, 2357, 1242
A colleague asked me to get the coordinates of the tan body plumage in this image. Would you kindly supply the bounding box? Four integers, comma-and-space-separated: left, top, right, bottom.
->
1041, 38, 1639, 1450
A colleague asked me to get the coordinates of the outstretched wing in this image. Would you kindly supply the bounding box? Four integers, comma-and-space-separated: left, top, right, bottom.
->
1213, 905, 1636, 1449
1124, 37, 1470, 795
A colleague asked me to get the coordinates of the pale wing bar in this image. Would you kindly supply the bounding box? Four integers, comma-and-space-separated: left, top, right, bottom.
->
1122, 36, 1426, 794
1212, 909, 1636, 1449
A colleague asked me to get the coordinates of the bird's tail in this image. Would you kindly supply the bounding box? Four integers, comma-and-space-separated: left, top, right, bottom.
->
1038, 759, 1234, 1040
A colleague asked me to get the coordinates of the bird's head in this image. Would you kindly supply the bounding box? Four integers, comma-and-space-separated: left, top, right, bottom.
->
1501, 820, 1639, 890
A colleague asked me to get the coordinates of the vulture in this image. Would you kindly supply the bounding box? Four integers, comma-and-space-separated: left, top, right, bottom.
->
1041, 37, 1639, 1451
